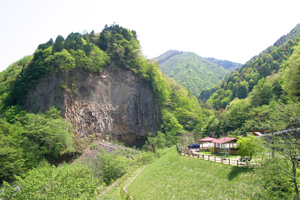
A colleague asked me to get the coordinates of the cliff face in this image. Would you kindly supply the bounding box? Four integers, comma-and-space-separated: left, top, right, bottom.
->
24, 65, 161, 147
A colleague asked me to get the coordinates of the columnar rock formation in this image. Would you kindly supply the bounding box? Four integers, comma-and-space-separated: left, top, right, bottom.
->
24, 65, 161, 146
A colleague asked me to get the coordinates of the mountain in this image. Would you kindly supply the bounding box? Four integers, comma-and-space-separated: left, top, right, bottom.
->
0, 25, 206, 148
205, 57, 242, 71
273, 23, 300, 47
200, 23, 300, 140
202, 23, 300, 109
0, 24, 207, 184
156, 50, 241, 96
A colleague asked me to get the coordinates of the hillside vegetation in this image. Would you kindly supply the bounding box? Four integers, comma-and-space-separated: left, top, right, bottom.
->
204, 23, 300, 110
200, 23, 300, 138
128, 148, 269, 199
156, 50, 241, 96
0, 24, 208, 184
2, 22, 300, 199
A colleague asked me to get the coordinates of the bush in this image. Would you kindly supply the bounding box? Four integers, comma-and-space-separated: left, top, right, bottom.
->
91, 148, 129, 185
135, 151, 157, 165
0, 107, 75, 183
0, 162, 103, 200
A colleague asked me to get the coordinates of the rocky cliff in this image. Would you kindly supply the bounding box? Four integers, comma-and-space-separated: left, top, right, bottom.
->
24, 65, 161, 147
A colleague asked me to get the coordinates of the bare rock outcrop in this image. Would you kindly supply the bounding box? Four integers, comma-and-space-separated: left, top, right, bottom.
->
24, 65, 161, 147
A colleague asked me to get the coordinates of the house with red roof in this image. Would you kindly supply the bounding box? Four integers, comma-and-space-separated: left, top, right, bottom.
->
198, 137, 216, 151
198, 137, 239, 155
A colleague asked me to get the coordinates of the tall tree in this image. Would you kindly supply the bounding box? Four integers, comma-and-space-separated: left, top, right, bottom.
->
52, 35, 64, 53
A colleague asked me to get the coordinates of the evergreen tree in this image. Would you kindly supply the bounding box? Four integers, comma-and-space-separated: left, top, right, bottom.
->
52, 35, 64, 53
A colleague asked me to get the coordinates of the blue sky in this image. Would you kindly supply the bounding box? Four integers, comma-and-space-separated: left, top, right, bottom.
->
1, 0, 300, 72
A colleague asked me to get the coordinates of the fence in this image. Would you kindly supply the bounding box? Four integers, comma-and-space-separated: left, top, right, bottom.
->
177, 146, 260, 167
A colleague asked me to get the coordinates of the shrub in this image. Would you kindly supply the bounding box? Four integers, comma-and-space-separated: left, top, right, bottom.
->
0, 162, 103, 200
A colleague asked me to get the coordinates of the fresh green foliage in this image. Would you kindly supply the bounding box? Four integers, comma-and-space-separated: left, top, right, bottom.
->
261, 130, 300, 199
237, 134, 266, 160
282, 43, 300, 98
91, 148, 129, 185
273, 23, 300, 47
0, 24, 207, 150
98, 24, 139, 68
205, 57, 242, 71
0, 56, 32, 110
0, 107, 74, 183
157, 50, 240, 96
4, 31, 109, 107
127, 148, 267, 199
202, 25, 300, 138
0, 162, 103, 200
206, 24, 300, 110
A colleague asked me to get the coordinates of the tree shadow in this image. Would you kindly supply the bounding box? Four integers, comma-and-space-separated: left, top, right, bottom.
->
227, 166, 254, 181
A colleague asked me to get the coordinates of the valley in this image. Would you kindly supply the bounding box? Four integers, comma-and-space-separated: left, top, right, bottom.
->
1, 22, 300, 199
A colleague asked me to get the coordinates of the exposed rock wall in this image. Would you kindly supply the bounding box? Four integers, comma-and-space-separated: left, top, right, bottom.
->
24, 65, 161, 146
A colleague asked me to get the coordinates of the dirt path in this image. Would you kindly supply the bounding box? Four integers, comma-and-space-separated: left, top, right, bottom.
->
123, 166, 147, 200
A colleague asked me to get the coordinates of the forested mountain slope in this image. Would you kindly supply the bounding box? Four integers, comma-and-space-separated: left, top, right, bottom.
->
203, 23, 300, 109
0, 24, 208, 184
200, 23, 300, 140
205, 57, 242, 71
156, 50, 241, 96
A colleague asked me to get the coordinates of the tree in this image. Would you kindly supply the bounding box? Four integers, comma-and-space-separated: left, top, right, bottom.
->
91, 148, 129, 185
251, 78, 274, 107
260, 103, 300, 199
52, 35, 64, 53
64, 32, 83, 51
237, 134, 266, 160
237, 80, 249, 99
282, 43, 300, 98
51, 49, 75, 71
262, 132, 300, 200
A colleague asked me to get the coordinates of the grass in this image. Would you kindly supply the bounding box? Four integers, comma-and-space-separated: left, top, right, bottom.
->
97, 165, 142, 200
127, 147, 266, 200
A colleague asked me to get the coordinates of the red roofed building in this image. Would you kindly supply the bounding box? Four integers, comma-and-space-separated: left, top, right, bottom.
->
198, 137, 216, 151
198, 137, 239, 155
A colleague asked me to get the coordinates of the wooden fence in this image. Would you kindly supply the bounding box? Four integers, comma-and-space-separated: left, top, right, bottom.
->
177, 146, 260, 167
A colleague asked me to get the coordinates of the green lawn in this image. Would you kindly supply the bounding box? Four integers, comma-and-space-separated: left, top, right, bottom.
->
127, 148, 266, 200
97, 165, 142, 200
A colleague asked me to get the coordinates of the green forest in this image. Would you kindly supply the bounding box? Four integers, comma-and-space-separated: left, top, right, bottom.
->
1, 23, 300, 199
0, 24, 208, 199
200, 23, 300, 138
156, 50, 241, 96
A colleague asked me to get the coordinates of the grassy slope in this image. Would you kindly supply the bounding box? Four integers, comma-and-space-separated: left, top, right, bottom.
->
128, 148, 265, 200
97, 165, 142, 200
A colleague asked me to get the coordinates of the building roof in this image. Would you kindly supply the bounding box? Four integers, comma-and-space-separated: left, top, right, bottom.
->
199, 136, 238, 144
198, 137, 216, 142
253, 132, 263, 136
213, 137, 238, 144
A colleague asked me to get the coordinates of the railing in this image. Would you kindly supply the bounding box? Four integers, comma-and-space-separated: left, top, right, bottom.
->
177, 146, 260, 167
